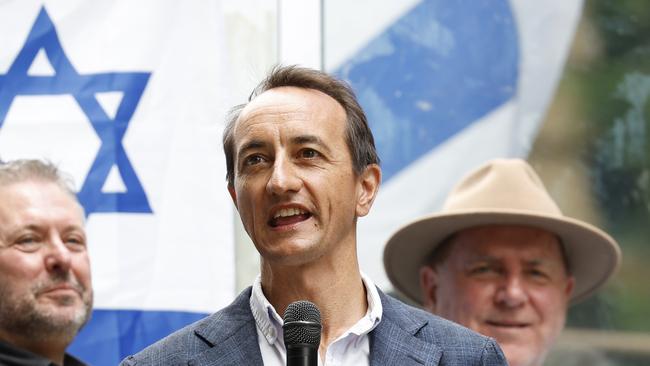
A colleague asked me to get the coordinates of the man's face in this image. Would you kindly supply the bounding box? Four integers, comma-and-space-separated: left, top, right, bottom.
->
228, 86, 379, 266
420, 225, 574, 366
0, 180, 92, 342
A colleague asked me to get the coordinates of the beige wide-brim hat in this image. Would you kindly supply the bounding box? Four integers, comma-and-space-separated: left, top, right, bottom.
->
384, 158, 621, 305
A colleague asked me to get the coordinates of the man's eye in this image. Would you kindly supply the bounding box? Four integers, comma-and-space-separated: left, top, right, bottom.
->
18, 236, 36, 244
244, 155, 265, 166
66, 236, 85, 245
299, 149, 319, 159
470, 265, 492, 275
528, 269, 549, 279
15, 236, 41, 252
66, 237, 87, 251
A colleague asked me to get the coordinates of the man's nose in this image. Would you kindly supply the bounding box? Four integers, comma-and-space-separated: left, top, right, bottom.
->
494, 274, 527, 308
266, 156, 302, 195
44, 234, 73, 274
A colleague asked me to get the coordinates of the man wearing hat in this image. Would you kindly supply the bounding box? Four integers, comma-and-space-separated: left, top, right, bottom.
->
384, 158, 621, 366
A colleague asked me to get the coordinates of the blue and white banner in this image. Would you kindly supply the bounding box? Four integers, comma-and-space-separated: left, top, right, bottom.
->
325, 0, 584, 289
0, 1, 235, 364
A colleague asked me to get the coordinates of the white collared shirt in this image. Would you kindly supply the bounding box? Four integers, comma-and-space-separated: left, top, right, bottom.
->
249, 272, 383, 366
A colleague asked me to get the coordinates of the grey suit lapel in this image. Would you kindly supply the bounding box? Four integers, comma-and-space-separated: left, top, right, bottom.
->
184, 288, 443, 365
189, 288, 264, 366
370, 290, 442, 366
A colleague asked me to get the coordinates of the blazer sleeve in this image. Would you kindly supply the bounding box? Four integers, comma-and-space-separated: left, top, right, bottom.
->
481, 338, 508, 366
119, 356, 136, 366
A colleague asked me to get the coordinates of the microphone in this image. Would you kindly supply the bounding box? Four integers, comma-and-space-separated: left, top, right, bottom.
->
283, 300, 322, 366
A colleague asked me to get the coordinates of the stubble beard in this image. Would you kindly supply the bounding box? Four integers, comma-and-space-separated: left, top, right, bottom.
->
0, 275, 93, 343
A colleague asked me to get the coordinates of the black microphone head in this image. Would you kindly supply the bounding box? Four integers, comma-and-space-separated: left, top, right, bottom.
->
282, 300, 322, 347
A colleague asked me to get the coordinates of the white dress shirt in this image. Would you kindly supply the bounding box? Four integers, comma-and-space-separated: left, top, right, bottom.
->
249, 272, 383, 366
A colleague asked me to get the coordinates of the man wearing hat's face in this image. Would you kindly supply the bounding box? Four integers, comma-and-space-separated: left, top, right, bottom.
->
384, 159, 621, 366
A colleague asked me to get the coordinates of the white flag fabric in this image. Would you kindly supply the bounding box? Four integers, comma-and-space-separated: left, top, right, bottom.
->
0, 1, 234, 364
326, 0, 584, 290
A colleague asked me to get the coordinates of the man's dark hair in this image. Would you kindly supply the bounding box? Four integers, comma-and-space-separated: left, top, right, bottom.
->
222, 65, 380, 187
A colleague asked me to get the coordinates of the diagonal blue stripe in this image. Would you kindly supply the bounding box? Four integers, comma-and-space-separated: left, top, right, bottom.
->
335, 0, 519, 181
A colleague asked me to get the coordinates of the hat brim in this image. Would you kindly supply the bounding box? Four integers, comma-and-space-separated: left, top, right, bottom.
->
384, 209, 621, 305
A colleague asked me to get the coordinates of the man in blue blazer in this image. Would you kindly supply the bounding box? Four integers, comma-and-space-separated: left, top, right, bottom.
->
121, 66, 507, 365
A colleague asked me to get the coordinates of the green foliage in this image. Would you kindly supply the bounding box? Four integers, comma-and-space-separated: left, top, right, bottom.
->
562, 0, 650, 333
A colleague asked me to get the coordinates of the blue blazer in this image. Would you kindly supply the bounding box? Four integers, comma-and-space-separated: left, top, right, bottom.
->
121, 287, 506, 365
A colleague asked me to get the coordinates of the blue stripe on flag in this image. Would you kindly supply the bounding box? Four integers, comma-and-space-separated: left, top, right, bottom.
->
336, 0, 519, 182
68, 309, 208, 365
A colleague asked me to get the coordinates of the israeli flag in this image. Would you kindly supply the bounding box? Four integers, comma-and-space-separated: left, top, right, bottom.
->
0, 2, 234, 364
325, 0, 585, 289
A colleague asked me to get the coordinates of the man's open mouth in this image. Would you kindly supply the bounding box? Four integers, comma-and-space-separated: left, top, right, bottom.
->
268, 207, 312, 227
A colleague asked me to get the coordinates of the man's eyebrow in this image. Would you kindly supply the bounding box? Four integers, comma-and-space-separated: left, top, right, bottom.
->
62, 224, 86, 233
3, 224, 41, 240
468, 256, 552, 265
291, 135, 333, 154
524, 258, 557, 267
16, 224, 41, 232
465, 253, 498, 262
237, 140, 267, 158
15, 223, 84, 233
236, 135, 334, 159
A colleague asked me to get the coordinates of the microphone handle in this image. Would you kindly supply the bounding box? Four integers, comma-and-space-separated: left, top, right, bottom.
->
286, 344, 318, 366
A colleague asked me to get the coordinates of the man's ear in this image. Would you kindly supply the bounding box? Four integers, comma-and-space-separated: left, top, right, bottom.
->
228, 185, 238, 209
564, 275, 575, 298
356, 164, 381, 217
419, 265, 439, 313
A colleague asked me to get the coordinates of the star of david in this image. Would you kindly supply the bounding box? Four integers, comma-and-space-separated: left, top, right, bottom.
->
0, 7, 152, 216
